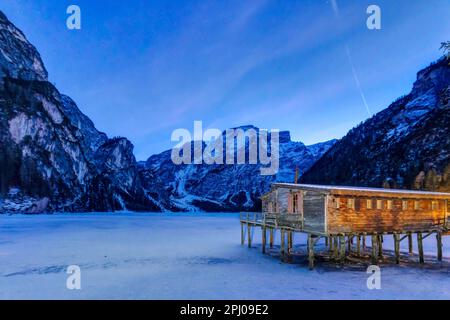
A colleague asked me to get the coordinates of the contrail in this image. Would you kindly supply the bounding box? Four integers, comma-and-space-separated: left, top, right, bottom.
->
330, 0, 340, 18
345, 45, 372, 117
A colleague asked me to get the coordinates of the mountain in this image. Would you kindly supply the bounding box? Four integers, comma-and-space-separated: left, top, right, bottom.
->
139, 127, 336, 212
0, 11, 159, 213
0, 11, 334, 213
301, 57, 450, 192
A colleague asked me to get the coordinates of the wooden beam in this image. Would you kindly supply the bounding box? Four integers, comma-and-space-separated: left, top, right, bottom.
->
288, 231, 293, 254
269, 228, 274, 248
262, 227, 266, 254
437, 231, 443, 262
417, 232, 424, 264
333, 236, 339, 260
328, 237, 333, 252
240, 222, 245, 246
377, 235, 383, 259
408, 233, 413, 255
347, 235, 352, 253
362, 234, 366, 252
356, 235, 361, 256
394, 233, 400, 264
280, 229, 285, 258
247, 223, 252, 248
339, 235, 346, 264
371, 234, 378, 265
308, 234, 315, 270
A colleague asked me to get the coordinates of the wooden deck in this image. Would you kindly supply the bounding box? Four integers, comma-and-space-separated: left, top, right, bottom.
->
240, 212, 450, 269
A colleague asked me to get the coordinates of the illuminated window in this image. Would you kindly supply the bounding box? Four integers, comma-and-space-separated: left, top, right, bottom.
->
414, 201, 420, 210
387, 200, 393, 210
432, 201, 439, 210
366, 199, 373, 209
376, 199, 383, 210
348, 198, 355, 209
334, 198, 340, 209
402, 200, 408, 210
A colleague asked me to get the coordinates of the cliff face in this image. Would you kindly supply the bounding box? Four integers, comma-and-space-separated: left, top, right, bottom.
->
302, 57, 450, 191
0, 11, 159, 213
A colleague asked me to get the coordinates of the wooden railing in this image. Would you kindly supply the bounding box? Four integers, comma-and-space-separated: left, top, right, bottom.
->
240, 212, 304, 229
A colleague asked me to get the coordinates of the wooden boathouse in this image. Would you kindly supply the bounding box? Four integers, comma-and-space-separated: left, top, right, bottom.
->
240, 183, 450, 269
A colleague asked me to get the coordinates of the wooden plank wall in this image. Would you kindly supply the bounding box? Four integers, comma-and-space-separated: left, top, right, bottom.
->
327, 196, 447, 234
303, 191, 326, 233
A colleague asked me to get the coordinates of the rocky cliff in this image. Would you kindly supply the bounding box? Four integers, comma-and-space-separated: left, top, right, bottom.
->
301, 57, 450, 192
0, 11, 159, 213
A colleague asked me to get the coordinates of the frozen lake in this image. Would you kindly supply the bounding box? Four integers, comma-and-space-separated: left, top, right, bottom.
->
0, 213, 449, 299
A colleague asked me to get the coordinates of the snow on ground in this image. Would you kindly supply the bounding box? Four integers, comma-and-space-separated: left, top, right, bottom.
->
0, 213, 449, 300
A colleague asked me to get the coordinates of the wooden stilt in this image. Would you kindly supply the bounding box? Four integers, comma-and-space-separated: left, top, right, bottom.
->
262, 227, 266, 254
339, 235, 346, 264
328, 237, 332, 252
240, 222, 245, 246
408, 233, 413, 255
356, 235, 361, 256
333, 236, 339, 260
394, 233, 400, 264
288, 231, 293, 254
437, 231, 443, 262
247, 223, 252, 248
269, 228, 274, 248
371, 234, 378, 265
417, 232, 424, 264
362, 234, 366, 252
280, 229, 285, 258
347, 236, 352, 253
378, 235, 383, 259
325, 236, 328, 247
308, 234, 315, 270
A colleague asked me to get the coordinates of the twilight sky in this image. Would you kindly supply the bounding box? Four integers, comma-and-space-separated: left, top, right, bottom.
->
2, 0, 449, 160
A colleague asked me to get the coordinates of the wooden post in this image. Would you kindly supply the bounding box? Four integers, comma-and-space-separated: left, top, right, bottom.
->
262, 227, 266, 254
280, 229, 285, 258
377, 235, 383, 259
288, 231, 293, 254
247, 223, 252, 248
347, 235, 352, 253
308, 234, 315, 270
371, 234, 378, 265
339, 235, 346, 264
269, 228, 274, 248
437, 231, 443, 262
362, 234, 366, 251
417, 232, 424, 264
356, 235, 361, 256
394, 233, 400, 264
328, 237, 333, 252
325, 236, 328, 247
408, 233, 413, 255
240, 222, 245, 246
333, 236, 339, 260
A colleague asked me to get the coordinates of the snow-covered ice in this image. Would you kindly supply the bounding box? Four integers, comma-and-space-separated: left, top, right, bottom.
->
0, 213, 449, 300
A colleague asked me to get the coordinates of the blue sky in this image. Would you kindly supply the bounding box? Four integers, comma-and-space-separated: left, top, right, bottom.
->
2, 0, 449, 160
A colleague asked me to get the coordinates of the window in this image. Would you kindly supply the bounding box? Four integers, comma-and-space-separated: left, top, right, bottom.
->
376, 199, 383, 210
366, 199, 373, 209
387, 200, 393, 210
414, 201, 420, 210
348, 198, 355, 209
292, 194, 298, 213
432, 201, 439, 210
402, 200, 408, 210
334, 198, 340, 209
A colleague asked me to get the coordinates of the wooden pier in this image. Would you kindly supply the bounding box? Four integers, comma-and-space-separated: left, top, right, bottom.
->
240, 184, 450, 269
